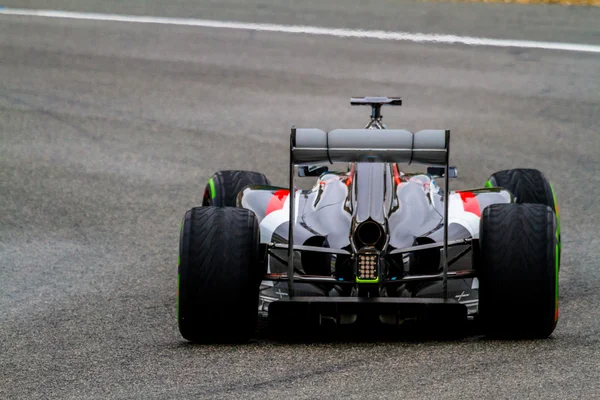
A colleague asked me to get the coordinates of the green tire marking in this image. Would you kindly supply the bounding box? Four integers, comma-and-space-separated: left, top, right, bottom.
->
208, 178, 216, 199
176, 273, 180, 321
549, 182, 561, 241
555, 243, 559, 321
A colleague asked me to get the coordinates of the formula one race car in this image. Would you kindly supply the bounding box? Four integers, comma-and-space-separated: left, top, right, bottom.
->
177, 97, 561, 343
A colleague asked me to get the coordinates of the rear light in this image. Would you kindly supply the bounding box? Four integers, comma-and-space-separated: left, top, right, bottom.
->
357, 253, 378, 280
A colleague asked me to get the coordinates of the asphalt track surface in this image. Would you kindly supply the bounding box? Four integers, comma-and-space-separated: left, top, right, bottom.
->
1, 1, 599, 399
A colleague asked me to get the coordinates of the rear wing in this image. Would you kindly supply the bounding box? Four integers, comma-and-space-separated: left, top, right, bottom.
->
292, 128, 448, 165
350, 96, 402, 120
286, 127, 453, 299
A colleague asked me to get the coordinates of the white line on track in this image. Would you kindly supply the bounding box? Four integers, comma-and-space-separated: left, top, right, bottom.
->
1, 7, 599, 54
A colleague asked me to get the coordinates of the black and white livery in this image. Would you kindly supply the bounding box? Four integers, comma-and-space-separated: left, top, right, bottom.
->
177, 97, 561, 343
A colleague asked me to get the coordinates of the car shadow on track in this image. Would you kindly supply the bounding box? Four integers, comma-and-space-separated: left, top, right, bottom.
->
172, 318, 553, 347
253, 317, 488, 344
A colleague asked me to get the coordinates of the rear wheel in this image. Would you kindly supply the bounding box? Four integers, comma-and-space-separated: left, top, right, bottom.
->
203, 170, 271, 207
478, 203, 559, 338
178, 207, 262, 343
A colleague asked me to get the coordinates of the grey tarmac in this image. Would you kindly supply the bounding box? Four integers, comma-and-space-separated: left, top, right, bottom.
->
0, 1, 599, 399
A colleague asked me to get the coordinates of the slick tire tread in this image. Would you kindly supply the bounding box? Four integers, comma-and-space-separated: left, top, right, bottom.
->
479, 203, 558, 339
203, 170, 271, 207
178, 207, 261, 343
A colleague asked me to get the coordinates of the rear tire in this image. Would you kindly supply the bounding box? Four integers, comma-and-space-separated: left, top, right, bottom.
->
178, 207, 262, 343
203, 170, 271, 207
479, 203, 559, 338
